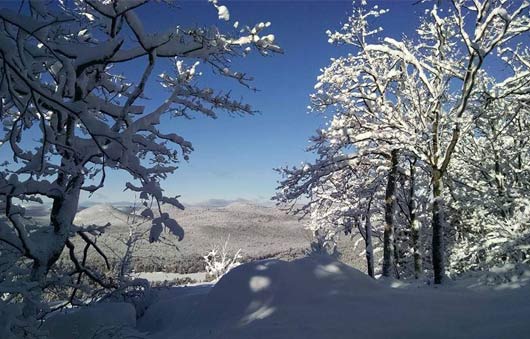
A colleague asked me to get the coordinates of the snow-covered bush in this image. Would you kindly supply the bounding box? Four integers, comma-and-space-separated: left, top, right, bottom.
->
449, 198, 530, 278
445, 89, 530, 281
308, 226, 340, 256
203, 237, 243, 281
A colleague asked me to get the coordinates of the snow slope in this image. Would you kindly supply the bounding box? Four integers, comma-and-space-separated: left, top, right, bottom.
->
139, 255, 530, 339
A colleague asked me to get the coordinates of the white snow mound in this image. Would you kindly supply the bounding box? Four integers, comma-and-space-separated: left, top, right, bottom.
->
193, 255, 381, 328
142, 255, 530, 339
210, 254, 380, 305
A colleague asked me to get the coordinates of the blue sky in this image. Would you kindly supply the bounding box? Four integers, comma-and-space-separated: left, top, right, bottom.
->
0, 0, 428, 204
89, 0, 428, 204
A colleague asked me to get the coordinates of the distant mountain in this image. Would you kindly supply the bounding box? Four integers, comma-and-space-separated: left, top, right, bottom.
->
188, 199, 245, 208
78, 200, 136, 212
185, 198, 275, 208
74, 203, 143, 232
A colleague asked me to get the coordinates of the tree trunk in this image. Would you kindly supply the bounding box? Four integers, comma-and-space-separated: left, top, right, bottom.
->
382, 149, 399, 278
393, 233, 400, 279
22, 179, 82, 318
432, 168, 445, 284
22, 263, 49, 318
364, 214, 375, 278
409, 160, 422, 279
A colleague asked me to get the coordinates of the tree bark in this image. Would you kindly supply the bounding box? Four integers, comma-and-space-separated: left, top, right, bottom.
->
432, 168, 445, 284
393, 232, 400, 279
364, 211, 375, 278
409, 160, 422, 279
382, 149, 399, 278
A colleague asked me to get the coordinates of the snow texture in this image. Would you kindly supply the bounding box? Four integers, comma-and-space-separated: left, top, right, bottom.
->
138, 255, 530, 339
43, 302, 139, 339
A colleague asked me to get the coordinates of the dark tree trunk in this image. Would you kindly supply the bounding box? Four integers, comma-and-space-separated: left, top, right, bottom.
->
432, 168, 445, 284
364, 213, 375, 278
409, 160, 422, 279
382, 149, 399, 278
393, 231, 400, 279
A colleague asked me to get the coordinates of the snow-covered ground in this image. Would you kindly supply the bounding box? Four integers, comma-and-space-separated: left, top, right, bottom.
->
45, 255, 530, 339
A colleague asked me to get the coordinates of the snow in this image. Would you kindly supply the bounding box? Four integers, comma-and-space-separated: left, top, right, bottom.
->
217, 5, 230, 21
136, 284, 213, 336
43, 302, 139, 339
133, 255, 530, 338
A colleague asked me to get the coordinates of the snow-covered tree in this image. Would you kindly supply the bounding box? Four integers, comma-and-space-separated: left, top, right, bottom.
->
276, 5, 412, 278
276, 0, 529, 284
0, 0, 280, 325
282, 158, 388, 277
448, 91, 530, 278
203, 235, 243, 281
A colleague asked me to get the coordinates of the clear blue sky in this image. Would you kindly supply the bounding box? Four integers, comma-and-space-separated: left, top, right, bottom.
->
90, 0, 428, 204
0, 0, 428, 204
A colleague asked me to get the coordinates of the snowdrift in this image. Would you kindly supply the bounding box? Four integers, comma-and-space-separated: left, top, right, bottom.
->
43, 302, 139, 339
202, 255, 381, 326
141, 255, 530, 339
